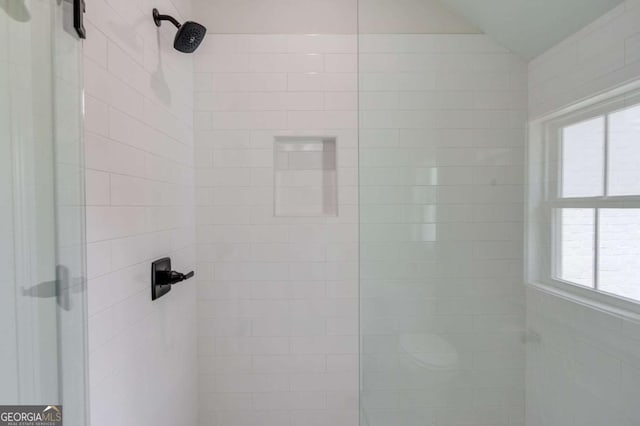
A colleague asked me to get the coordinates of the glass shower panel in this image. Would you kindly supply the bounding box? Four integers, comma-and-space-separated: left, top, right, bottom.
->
0, 1, 87, 423
358, 6, 527, 426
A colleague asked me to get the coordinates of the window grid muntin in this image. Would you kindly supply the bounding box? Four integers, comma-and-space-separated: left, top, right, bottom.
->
553, 102, 640, 295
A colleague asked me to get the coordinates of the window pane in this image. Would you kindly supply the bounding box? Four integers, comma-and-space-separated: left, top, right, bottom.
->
558, 208, 595, 287
608, 104, 640, 196
599, 209, 640, 301
561, 117, 605, 197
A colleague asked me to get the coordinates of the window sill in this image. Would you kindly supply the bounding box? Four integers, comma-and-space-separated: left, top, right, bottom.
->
526, 279, 640, 323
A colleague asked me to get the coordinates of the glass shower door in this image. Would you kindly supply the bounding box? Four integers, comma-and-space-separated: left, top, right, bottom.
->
1, 1, 87, 424
357, 2, 528, 425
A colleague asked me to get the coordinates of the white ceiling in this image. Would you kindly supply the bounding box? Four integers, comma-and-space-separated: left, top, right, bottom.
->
438, 0, 624, 59
359, 0, 480, 34
194, 0, 481, 35
193, 0, 625, 59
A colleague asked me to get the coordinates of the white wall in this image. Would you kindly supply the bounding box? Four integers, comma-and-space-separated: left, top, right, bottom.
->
83, 0, 197, 424
528, 0, 640, 119
193, 34, 359, 426
193, 0, 357, 34
359, 0, 480, 34
192, 0, 479, 34
0, 6, 18, 403
526, 289, 640, 426
526, 1, 640, 425
359, 33, 528, 426
438, 0, 625, 59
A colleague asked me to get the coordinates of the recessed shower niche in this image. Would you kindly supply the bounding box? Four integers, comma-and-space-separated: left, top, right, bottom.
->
274, 136, 338, 217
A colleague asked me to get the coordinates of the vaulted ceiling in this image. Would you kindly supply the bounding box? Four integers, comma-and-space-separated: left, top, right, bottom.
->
438, 0, 624, 59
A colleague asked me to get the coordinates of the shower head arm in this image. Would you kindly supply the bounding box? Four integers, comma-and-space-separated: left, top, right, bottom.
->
152, 8, 181, 29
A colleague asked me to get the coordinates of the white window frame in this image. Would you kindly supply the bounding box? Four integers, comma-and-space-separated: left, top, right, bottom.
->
527, 82, 640, 320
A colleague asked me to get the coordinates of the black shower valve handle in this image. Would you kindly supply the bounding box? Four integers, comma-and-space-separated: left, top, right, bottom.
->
157, 269, 195, 286
151, 258, 195, 300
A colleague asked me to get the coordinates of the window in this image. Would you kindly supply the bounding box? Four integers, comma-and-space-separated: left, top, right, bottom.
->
549, 100, 640, 303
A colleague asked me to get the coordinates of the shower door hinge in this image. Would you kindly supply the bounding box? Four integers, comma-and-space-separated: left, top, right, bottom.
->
74, 0, 86, 39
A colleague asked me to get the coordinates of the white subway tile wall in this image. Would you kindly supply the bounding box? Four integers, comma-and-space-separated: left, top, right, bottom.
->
194, 34, 359, 426
528, 1, 640, 119
77, 0, 640, 422
358, 34, 527, 426
527, 2, 640, 425
83, 0, 197, 425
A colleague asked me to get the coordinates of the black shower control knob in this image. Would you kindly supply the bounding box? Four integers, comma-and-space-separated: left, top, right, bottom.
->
151, 257, 195, 301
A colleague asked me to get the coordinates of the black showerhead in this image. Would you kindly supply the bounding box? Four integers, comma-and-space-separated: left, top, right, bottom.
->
153, 8, 206, 53
174, 21, 207, 53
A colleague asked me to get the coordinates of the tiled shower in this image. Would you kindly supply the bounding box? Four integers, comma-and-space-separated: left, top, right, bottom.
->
190, 27, 525, 426
3, 0, 640, 426
192, 28, 527, 424
193, 34, 360, 425
83, 0, 640, 425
